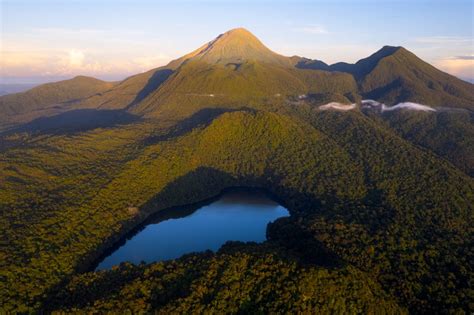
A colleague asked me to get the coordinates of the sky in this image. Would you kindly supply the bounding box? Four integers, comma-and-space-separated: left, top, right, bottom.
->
1, 0, 473, 84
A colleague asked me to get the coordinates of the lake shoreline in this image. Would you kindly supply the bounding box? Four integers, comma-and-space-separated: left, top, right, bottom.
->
81, 185, 290, 273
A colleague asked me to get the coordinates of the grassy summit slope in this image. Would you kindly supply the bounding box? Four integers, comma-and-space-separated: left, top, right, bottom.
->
73, 67, 175, 111
131, 60, 357, 119
168, 27, 295, 67
129, 28, 358, 119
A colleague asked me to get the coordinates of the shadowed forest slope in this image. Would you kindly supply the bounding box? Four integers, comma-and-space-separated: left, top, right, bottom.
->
1, 107, 473, 313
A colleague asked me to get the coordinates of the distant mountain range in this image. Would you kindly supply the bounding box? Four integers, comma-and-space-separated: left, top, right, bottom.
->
0, 84, 39, 96
1, 28, 472, 130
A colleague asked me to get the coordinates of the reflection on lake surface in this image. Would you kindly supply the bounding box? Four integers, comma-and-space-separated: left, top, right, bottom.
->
95, 189, 289, 270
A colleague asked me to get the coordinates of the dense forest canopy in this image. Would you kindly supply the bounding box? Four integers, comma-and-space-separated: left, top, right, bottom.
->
0, 28, 473, 313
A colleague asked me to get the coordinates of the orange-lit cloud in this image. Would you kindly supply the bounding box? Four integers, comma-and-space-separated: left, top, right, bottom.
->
433, 56, 474, 80
66, 50, 86, 68
0, 49, 171, 78
0, 27, 173, 80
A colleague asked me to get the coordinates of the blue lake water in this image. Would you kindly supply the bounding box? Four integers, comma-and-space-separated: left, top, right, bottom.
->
95, 190, 289, 270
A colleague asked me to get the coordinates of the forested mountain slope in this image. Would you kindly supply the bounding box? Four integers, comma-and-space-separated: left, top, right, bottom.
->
0, 28, 473, 313
1, 107, 473, 313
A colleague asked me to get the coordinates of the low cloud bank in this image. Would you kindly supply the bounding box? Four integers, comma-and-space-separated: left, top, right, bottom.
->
382, 102, 436, 112
316, 100, 437, 112
361, 100, 436, 112
319, 102, 357, 111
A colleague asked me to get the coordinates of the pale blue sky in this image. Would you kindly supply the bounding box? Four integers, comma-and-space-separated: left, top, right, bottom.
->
1, 0, 473, 83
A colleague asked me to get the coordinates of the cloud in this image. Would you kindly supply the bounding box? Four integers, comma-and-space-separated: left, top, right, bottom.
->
31, 27, 146, 38
319, 102, 356, 111
318, 101, 437, 112
414, 36, 472, 45
0, 49, 171, 79
67, 50, 85, 68
382, 102, 436, 112
32, 27, 107, 36
433, 57, 474, 79
453, 55, 474, 60
294, 25, 328, 34
361, 100, 436, 112
0, 26, 174, 81
410, 36, 473, 79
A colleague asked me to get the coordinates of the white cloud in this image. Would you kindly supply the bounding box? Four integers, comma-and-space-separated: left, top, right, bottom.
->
31, 27, 146, 38
67, 50, 85, 68
361, 100, 436, 112
319, 102, 356, 111
0, 26, 175, 80
0, 48, 172, 79
382, 102, 436, 112
414, 36, 472, 45
294, 25, 328, 35
318, 101, 437, 112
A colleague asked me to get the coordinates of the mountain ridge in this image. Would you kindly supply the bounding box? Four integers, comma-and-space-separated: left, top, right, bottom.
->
0, 76, 115, 128
167, 28, 294, 68
0, 28, 473, 131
